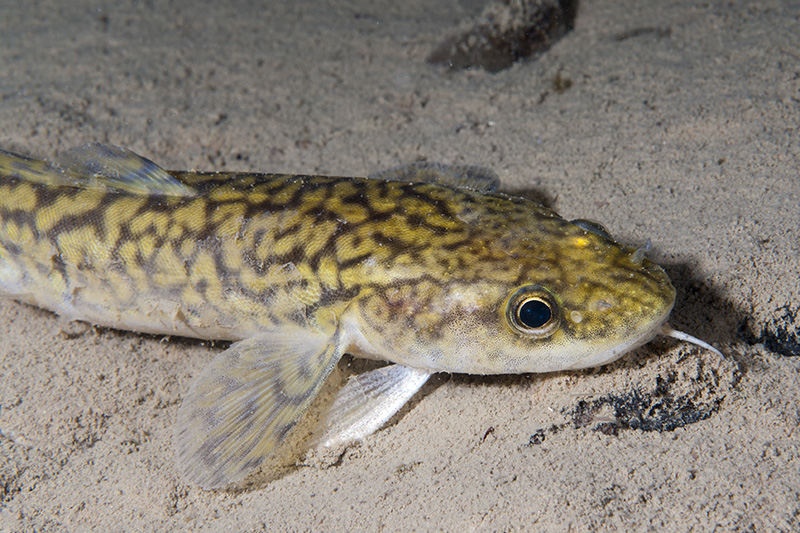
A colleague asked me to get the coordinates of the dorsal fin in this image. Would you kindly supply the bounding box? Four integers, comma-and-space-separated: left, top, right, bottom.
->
571, 219, 613, 240
0, 149, 60, 185
55, 143, 195, 197
370, 161, 500, 192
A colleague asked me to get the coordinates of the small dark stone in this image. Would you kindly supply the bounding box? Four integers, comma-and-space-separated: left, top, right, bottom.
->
528, 430, 546, 445
428, 0, 579, 73
758, 305, 800, 357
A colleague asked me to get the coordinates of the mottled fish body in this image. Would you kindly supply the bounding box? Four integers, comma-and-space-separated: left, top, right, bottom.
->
0, 144, 712, 489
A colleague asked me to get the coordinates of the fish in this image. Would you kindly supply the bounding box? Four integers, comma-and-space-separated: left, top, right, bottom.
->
0, 143, 721, 489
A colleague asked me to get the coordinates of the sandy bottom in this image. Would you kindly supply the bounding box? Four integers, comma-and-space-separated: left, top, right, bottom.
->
1, 0, 798, 530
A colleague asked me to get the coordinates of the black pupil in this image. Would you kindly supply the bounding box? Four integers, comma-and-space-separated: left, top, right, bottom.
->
518, 299, 551, 329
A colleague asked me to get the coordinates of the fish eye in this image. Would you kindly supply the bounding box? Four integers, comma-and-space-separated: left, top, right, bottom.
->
518, 299, 551, 328
506, 285, 560, 337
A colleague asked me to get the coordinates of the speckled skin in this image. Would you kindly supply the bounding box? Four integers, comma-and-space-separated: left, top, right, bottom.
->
0, 148, 674, 373
0, 147, 674, 374
0, 145, 676, 488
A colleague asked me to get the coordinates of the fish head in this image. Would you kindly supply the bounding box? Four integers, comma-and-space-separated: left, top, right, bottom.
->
351, 194, 676, 375
488, 237, 676, 373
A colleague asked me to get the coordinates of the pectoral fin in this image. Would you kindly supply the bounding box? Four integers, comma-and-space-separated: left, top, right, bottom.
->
174, 329, 345, 489
312, 364, 432, 449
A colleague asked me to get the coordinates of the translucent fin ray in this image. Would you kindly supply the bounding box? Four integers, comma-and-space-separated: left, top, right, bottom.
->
174, 329, 345, 489
311, 364, 432, 449
0, 148, 74, 187
370, 161, 500, 192
56, 143, 195, 197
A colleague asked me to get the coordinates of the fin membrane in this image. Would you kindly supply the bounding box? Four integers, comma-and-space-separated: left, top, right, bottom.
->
56, 143, 194, 197
570, 219, 613, 240
312, 364, 432, 449
0, 144, 193, 196
0, 149, 64, 186
371, 161, 499, 192
174, 329, 345, 489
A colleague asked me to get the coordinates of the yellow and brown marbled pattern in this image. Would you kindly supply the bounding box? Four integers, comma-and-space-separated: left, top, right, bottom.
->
0, 144, 677, 488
